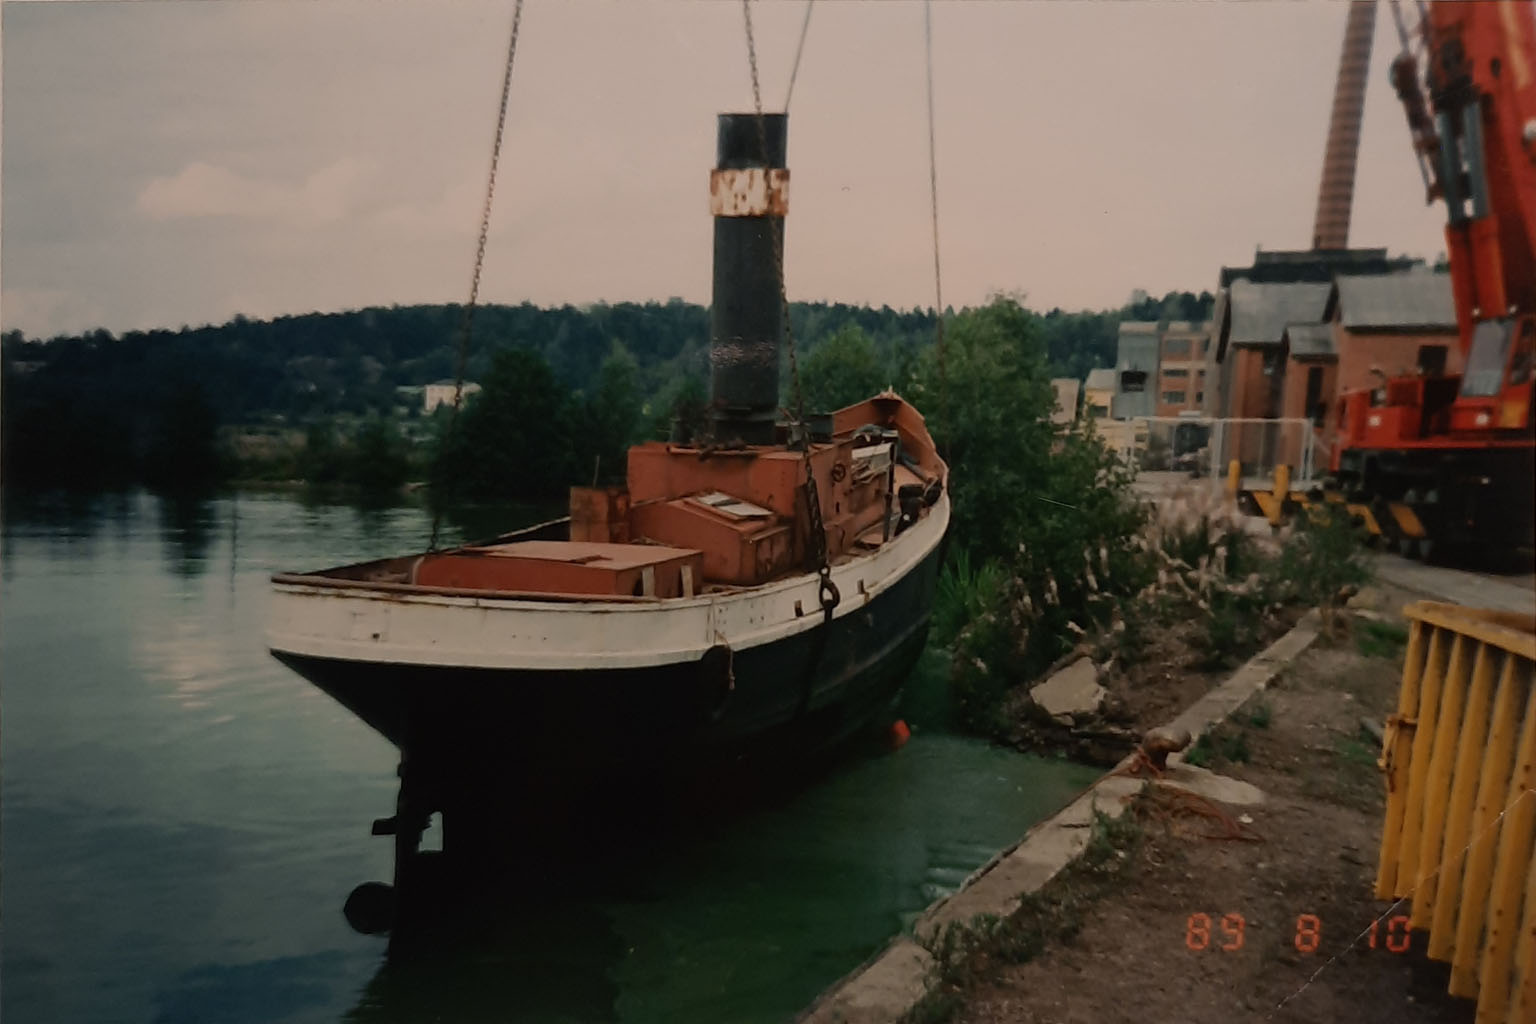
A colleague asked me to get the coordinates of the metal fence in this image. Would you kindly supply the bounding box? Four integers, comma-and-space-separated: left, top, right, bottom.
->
1095, 416, 1321, 491
1376, 602, 1536, 1024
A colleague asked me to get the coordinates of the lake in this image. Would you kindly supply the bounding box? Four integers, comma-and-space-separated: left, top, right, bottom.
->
1, 489, 1098, 1024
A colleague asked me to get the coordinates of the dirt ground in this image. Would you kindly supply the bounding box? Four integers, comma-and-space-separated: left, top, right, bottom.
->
944, 583, 1480, 1024
1001, 601, 1306, 766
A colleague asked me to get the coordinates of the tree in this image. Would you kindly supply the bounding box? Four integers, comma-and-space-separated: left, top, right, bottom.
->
347, 416, 411, 492
907, 297, 1058, 562
798, 326, 887, 412
576, 342, 643, 485
650, 374, 708, 442
142, 381, 224, 489
431, 346, 578, 501
908, 298, 1149, 730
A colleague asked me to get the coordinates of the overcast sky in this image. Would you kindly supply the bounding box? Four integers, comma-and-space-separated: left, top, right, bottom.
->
2, 0, 1451, 339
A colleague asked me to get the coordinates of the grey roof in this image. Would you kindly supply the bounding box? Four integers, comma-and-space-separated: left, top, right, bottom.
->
1084, 368, 1117, 390
1284, 323, 1337, 359
1228, 280, 1333, 346
1336, 270, 1455, 330
1119, 321, 1158, 335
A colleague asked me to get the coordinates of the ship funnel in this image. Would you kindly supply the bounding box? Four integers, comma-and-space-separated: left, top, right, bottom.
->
708, 113, 788, 445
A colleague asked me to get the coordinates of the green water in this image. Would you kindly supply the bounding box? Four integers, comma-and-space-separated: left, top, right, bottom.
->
1, 489, 1098, 1024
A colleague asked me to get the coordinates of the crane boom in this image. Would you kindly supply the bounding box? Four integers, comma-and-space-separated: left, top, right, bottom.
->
1394, 0, 1536, 356
1328, 1, 1535, 561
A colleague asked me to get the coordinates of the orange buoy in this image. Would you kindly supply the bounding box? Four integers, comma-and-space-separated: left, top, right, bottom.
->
889, 719, 912, 750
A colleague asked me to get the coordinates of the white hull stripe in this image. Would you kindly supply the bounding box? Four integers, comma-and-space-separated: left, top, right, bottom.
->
266, 494, 949, 672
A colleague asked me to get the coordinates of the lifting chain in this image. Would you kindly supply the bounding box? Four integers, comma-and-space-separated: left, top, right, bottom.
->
428, 0, 526, 552
924, 0, 949, 462
742, 0, 839, 621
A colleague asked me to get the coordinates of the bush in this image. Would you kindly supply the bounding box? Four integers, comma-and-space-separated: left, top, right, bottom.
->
906, 298, 1150, 733
1269, 506, 1372, 635
932, 549, 1006, 648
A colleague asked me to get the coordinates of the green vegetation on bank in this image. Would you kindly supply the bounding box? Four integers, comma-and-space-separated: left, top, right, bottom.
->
1, 290, 1212, 491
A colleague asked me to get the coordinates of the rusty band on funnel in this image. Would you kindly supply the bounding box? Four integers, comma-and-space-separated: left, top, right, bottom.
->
709, 168, 790, 218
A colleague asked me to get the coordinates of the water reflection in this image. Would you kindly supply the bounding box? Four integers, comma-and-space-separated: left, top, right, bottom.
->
346, 899, 621, 1024
431, 499, 566, 546
156, 491, 218, 578
0, 487, 133, 550
155, 951, 354, 1024
4, 492, 1101, 1024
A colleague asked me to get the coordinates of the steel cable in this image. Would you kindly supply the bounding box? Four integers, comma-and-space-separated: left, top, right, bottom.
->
429, 0, 525, 552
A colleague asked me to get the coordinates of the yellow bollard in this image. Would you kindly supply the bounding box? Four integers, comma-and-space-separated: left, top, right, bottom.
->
1252, 464, 1291, 527
1225, 460, 1241, 503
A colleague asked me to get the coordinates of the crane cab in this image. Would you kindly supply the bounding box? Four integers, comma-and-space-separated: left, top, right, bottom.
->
1449, 315, 1534, 434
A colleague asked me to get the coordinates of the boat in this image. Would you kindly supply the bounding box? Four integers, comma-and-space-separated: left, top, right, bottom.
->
266, 113, 949, 916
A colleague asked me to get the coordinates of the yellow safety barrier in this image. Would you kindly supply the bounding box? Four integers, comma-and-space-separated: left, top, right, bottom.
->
1387, 501, 1428, 540
1346, 502, 1385, 537
1376, 601, 1536, 1024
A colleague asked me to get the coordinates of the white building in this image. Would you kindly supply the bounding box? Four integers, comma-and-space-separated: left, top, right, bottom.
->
423, 381, 482, 414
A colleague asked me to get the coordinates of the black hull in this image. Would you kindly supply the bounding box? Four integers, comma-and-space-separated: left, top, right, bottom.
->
272, 541, 943, 817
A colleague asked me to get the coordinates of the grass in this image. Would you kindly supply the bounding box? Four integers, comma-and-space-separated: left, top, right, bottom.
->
1336, 736, 1378, 769
932, 549, 1006, 648
1245, 701, 1273, 730
1183, 724, 1252, 768
1355, 619, 1410, 660
1298, 734, 1385, 812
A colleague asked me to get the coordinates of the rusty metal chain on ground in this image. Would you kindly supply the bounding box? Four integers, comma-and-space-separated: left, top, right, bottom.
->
741, 0, 839, 620
429, 0, 526, 552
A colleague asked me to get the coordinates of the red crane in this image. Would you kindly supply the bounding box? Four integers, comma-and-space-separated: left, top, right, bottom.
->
1331, 0, 1536, 561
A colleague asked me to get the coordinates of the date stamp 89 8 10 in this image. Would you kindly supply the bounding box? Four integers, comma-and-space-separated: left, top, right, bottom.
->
1183, 912, 1412, 955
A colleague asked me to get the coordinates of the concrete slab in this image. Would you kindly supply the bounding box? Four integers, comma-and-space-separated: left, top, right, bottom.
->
1371, 555, 1536, 615
1157, 762, 1266, 805
799, 938, 933, 1024
1030, 657, 1105, 719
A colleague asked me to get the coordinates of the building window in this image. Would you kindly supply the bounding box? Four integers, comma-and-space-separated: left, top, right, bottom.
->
1163, 338, 1191, 357
1090, 404, 1109, 418
1121, 370, 1147, 393
1195, 391, 1204, 404
1305, 366, 1324, 425
1162, 391, 1187, 405
1416, 344, 1448, 376
1162, 367, 1188, 378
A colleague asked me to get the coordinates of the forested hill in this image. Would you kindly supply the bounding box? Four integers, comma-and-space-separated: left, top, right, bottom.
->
2, 291, 1213, 419
4, 300, 934, 425
1, 290, 1212, 488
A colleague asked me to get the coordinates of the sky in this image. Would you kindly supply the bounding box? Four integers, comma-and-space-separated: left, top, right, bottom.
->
1, 0, 1452, 340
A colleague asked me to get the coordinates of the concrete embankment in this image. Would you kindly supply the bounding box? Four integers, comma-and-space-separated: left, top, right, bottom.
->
798, 613, 1321, 1023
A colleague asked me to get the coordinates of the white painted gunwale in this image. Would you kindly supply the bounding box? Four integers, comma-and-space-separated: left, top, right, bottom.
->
266, 493, 948, 672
